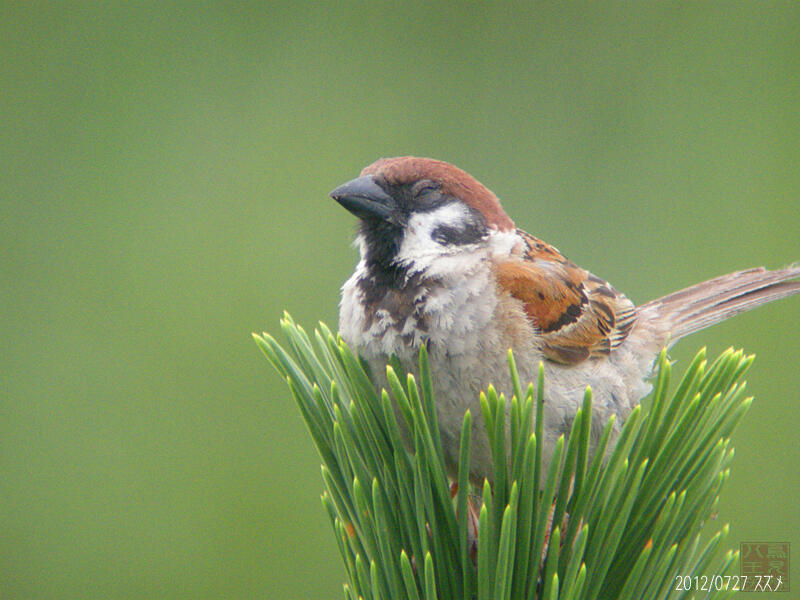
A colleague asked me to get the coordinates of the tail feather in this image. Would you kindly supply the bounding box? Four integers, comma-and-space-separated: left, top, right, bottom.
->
639, 263, 800, 342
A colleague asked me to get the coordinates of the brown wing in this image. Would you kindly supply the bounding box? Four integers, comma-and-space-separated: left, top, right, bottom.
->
494, 230, 637, 364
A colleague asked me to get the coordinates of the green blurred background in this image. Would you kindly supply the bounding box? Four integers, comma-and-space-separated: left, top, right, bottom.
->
2, 3, 799, 598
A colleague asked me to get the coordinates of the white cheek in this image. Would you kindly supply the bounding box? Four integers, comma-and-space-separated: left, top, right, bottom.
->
398, 219, 445, 264
395, 204, 484, 276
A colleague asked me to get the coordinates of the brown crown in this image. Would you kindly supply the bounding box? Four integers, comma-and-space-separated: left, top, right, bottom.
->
360, 157, 515, 231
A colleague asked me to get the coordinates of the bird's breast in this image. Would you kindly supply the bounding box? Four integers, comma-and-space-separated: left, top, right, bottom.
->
339, 260, 507, 361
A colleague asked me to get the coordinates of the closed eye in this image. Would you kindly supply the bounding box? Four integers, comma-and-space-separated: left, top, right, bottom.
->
412, 180, 440, 196
411, 182, 446, 211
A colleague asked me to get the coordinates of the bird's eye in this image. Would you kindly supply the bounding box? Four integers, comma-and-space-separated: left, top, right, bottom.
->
412, 181, 443, 210
413, 181, 440, 197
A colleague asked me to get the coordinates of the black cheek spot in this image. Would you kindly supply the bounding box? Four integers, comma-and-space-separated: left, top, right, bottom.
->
431, 222, 486, 246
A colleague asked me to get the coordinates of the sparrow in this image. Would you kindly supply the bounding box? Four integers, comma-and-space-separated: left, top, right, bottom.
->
329, 156, 800, 482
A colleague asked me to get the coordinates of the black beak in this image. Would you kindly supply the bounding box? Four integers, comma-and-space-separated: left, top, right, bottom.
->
329, 175, 396, 221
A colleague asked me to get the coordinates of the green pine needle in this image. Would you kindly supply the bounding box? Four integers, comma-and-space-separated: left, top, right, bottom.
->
255, 314, 752, 599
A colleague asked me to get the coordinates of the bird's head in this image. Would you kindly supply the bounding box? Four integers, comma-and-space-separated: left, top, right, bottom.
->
330, 157, 516, 281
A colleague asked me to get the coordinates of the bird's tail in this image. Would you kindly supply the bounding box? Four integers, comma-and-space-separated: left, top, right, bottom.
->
638, 263, 800, 343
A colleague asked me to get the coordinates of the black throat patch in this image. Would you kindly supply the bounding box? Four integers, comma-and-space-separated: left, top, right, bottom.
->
358, 218, 407, 291
356, 219, 432, 340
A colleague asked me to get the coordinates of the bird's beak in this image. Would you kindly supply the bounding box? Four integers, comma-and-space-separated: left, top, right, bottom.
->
329, 175, 396, 221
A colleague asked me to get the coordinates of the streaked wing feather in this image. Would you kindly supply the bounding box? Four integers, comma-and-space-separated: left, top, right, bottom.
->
495, 230, 637, 364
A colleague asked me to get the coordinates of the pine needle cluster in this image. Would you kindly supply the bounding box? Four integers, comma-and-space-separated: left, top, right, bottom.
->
255, 313, 750, 600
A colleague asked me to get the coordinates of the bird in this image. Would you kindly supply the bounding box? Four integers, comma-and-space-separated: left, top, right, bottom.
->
329, 156, 800, 483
